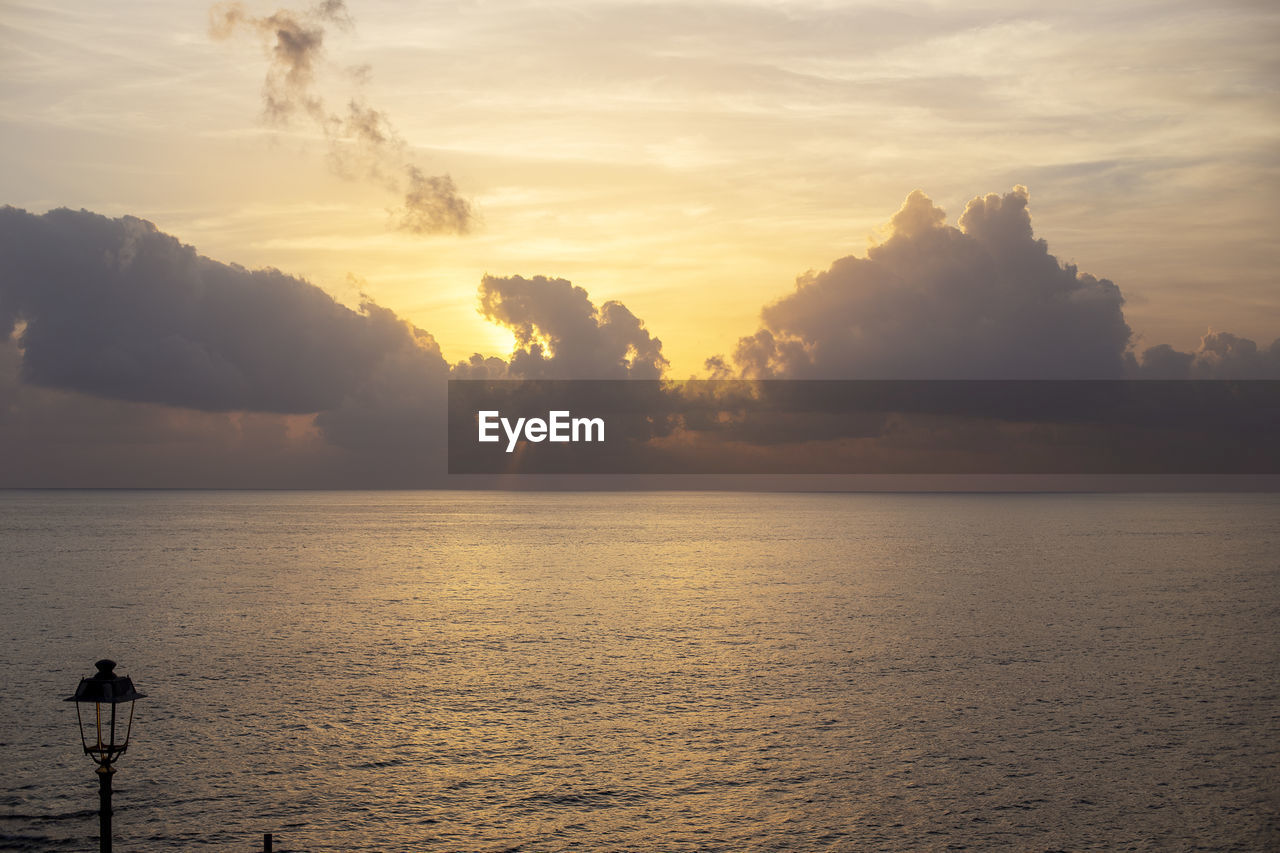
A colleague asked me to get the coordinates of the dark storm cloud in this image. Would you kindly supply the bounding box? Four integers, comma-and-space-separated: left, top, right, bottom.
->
466, 274, 668, 379
210, 0, 474, 235
0, 206, 448, 414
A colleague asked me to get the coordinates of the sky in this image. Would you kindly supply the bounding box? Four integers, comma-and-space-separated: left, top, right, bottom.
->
1, 0, 1277, 486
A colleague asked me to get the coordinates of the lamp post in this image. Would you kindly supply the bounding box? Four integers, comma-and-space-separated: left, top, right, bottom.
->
66, 659, 145, 853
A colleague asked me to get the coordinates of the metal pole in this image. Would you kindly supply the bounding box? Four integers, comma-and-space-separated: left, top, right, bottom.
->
264, 832, 273, 852
98, 764, 114, 853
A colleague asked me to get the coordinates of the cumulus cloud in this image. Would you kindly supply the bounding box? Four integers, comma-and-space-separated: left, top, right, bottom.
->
464, 274, 668, 379
0, 204, 451, 484
3, 187, 1274, 487
715, 186, 1280, 382
210, 0, 473, 235
1133, 331, 1280, 379
0, 206, 448, 419
0, 208, 680, 484
310, 302, 450, 482
717, 187, 1133, 379
444, 274, 675, 457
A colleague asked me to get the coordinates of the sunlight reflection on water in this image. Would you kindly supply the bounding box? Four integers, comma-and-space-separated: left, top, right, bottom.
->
2, 491, 1278, 850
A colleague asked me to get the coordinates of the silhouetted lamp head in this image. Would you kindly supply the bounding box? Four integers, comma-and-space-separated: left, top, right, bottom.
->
66, 660, 145, 768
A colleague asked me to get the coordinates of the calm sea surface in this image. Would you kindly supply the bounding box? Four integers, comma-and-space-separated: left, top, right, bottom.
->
1, 491, 1277, 851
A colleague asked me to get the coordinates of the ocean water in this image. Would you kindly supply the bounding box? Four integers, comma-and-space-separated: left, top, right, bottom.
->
1, 490, 1277, 852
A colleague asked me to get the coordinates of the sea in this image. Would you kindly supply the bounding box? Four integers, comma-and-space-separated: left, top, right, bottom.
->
1, 490, 1277, 851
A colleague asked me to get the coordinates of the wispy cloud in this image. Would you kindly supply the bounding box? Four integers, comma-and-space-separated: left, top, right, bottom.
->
210, 0, 473, 235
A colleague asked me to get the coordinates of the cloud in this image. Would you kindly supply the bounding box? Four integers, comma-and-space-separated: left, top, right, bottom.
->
715, 186, 1280, 382
401, 167, 472, 237
465, 274, 668, 379
0, 334, 345, 488
0, 206, 448, 416
1133, 331, 1280, 379
210, 0, 473, 235
209, 0, 350, 123
0, 204, 453, 484
444, 274, 675, 456
0, 208, 676, 484
310, 302, 450, 482
717, 187, 1135, 379
3, 189, 1274, 488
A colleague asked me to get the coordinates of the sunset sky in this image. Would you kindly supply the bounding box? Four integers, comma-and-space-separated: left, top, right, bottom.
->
1, 0, 1277, 485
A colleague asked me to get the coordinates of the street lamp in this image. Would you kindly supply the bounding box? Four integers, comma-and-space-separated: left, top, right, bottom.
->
66, 659, 145, 853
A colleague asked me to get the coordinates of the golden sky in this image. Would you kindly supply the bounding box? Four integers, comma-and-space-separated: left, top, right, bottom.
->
3, 0, 1277, 379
